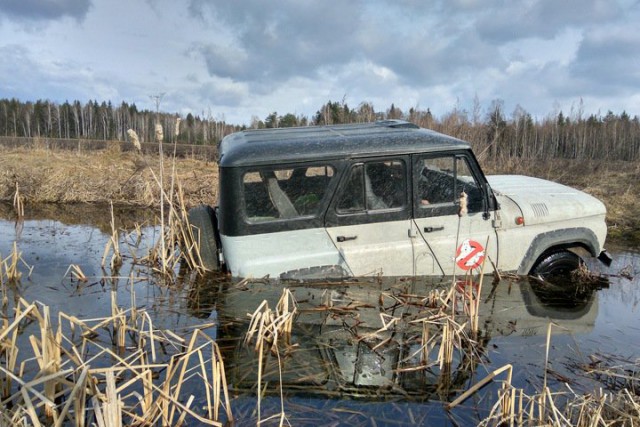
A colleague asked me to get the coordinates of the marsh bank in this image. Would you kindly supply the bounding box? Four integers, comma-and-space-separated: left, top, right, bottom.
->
1, 145, 639, 247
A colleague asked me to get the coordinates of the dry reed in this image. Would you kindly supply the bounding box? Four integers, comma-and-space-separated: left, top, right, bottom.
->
64, 264, 88, 283
126, 139, 208, 279
101, 202, 122, 272
243, 288, 298, 425
0, 276, 232, 426
13, 182, 24, 219
447, 320, 640, 426
1, 242, 32, 283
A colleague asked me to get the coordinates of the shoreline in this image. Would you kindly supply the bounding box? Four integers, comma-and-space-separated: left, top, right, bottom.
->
2, 146, 638, 248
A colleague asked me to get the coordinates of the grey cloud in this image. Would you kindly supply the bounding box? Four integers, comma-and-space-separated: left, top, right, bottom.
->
0, 43, 131, 105
0, 0, 91, 21
197, 81, 246, 107
191, 0, 503, 92
569, 31, 640, 94
476, 0, 621, 42
196, 43, 250, 80
190, 0, 365, 84
360, 27, 504, 88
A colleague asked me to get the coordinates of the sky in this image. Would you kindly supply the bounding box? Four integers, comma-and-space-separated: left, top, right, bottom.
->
0, 0, 639, 125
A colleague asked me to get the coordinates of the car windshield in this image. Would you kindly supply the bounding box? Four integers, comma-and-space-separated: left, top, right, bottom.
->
243, 165, 335, 222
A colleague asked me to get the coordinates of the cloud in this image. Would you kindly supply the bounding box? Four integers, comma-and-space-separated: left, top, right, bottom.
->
0, 44, 121, 103
195, 43, 250, 80
189, 0, 366, 85
197, 79, 248, 107
189, 0, 505, 97
476, 0, 621, 42
570, 28, 640, 94
0, 0, 637, 126
0, 0, 92, 21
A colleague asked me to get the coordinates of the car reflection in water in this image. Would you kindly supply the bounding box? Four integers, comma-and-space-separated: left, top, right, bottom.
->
187, 274, 606, 402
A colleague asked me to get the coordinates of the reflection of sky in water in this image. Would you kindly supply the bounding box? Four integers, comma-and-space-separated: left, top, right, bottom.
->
1, 206, 640, 425
0, 213, 214, 333
588, 251, 640, 359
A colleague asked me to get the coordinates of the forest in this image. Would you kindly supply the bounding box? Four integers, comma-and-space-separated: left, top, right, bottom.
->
1, 97, 639, 162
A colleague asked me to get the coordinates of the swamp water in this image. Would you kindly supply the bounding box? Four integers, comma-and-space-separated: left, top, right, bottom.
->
1, 203, 639, 426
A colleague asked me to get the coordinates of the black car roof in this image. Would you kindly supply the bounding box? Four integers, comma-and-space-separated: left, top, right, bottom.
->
218, 120, 470, 167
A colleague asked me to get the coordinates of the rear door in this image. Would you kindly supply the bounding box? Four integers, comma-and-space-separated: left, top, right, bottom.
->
325, 157, 434, 276
412, 153, 498, 276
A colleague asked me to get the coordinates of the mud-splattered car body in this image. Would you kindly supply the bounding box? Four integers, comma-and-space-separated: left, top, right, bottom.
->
189, 120, 610, 280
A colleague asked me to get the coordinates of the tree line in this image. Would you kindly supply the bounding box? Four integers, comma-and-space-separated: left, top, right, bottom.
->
0, 98, 239, 146
1, 97, 639, 162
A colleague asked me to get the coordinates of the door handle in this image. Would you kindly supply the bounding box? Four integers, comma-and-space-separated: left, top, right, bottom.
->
337, 235, 357, 242
424, 226, 444, 233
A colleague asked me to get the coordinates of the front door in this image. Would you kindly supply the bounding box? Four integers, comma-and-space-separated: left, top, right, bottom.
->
412, 153, 498, 276
325, 158, 435, 276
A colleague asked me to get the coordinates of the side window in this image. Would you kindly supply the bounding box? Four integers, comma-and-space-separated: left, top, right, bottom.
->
337, 164, 365, 212
243, 165, 335, 222
337, 160, 406, 213
455, 157, 484, 213
415, 155, 483, 217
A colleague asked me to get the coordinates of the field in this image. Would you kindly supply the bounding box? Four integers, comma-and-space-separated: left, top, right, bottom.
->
1, 145, 638, 247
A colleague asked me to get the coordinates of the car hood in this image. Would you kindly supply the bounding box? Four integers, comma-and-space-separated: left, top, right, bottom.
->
487, 175, 606, 226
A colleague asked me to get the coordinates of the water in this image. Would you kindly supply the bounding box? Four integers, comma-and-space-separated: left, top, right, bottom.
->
1, 203, 639, 425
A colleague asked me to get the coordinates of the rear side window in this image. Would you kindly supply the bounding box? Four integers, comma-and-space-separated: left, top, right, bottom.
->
243, 165, 335, 222
337, 160, 406, 213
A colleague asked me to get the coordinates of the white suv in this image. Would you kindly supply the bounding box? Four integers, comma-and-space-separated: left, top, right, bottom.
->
189, 120, 611, 280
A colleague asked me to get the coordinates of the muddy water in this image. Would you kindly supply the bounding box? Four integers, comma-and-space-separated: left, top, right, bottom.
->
1, 203, 639, 425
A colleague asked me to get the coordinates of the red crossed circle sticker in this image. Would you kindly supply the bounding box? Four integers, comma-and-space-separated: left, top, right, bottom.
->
455, 239, 485, 271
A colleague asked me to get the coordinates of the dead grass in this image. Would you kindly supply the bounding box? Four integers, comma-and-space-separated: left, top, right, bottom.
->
447, 321, 640, 426
0, 146, 218, 208
0, 279, 232, 426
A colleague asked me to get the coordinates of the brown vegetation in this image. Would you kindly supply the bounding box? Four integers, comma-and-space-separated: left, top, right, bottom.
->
0, 290, 232, 425
0, 145, 217, 207
2, 144, 639, 247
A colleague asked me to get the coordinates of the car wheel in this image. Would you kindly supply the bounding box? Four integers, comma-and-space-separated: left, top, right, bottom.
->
187, 205, 220, 271
531, 250, 582, 284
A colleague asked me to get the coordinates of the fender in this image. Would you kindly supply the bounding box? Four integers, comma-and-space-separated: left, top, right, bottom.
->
516, 227, 601, 275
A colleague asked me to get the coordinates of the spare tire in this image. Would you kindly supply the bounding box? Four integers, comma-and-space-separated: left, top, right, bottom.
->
187, 205, 219, 271
531, 250, 582, 284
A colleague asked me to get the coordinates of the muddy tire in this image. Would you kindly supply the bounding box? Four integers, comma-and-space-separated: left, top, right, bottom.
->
188, 205, 219, 271
531, 250, 582, 284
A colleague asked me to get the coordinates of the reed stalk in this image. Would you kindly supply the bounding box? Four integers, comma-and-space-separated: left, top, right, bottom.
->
0, 288, 232, 426
13, 182, 24, 219
64, 264, 88, 283
1, 242, 33, 282
101, 202, 122, 272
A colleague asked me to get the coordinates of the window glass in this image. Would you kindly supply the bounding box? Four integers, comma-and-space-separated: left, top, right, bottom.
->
415, 155, 483, 215
337, 164, 365, 212
337, 160, 406, 213
455, 157, 483, 213
243, 165, 334, 222
416, 157, 456, 206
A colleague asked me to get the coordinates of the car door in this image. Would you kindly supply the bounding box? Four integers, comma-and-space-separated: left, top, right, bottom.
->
325, 157, 434, 276
412, 153, 498, 276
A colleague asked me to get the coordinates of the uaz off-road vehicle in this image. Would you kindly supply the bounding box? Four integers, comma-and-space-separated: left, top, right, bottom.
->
188, 120, 610, 280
